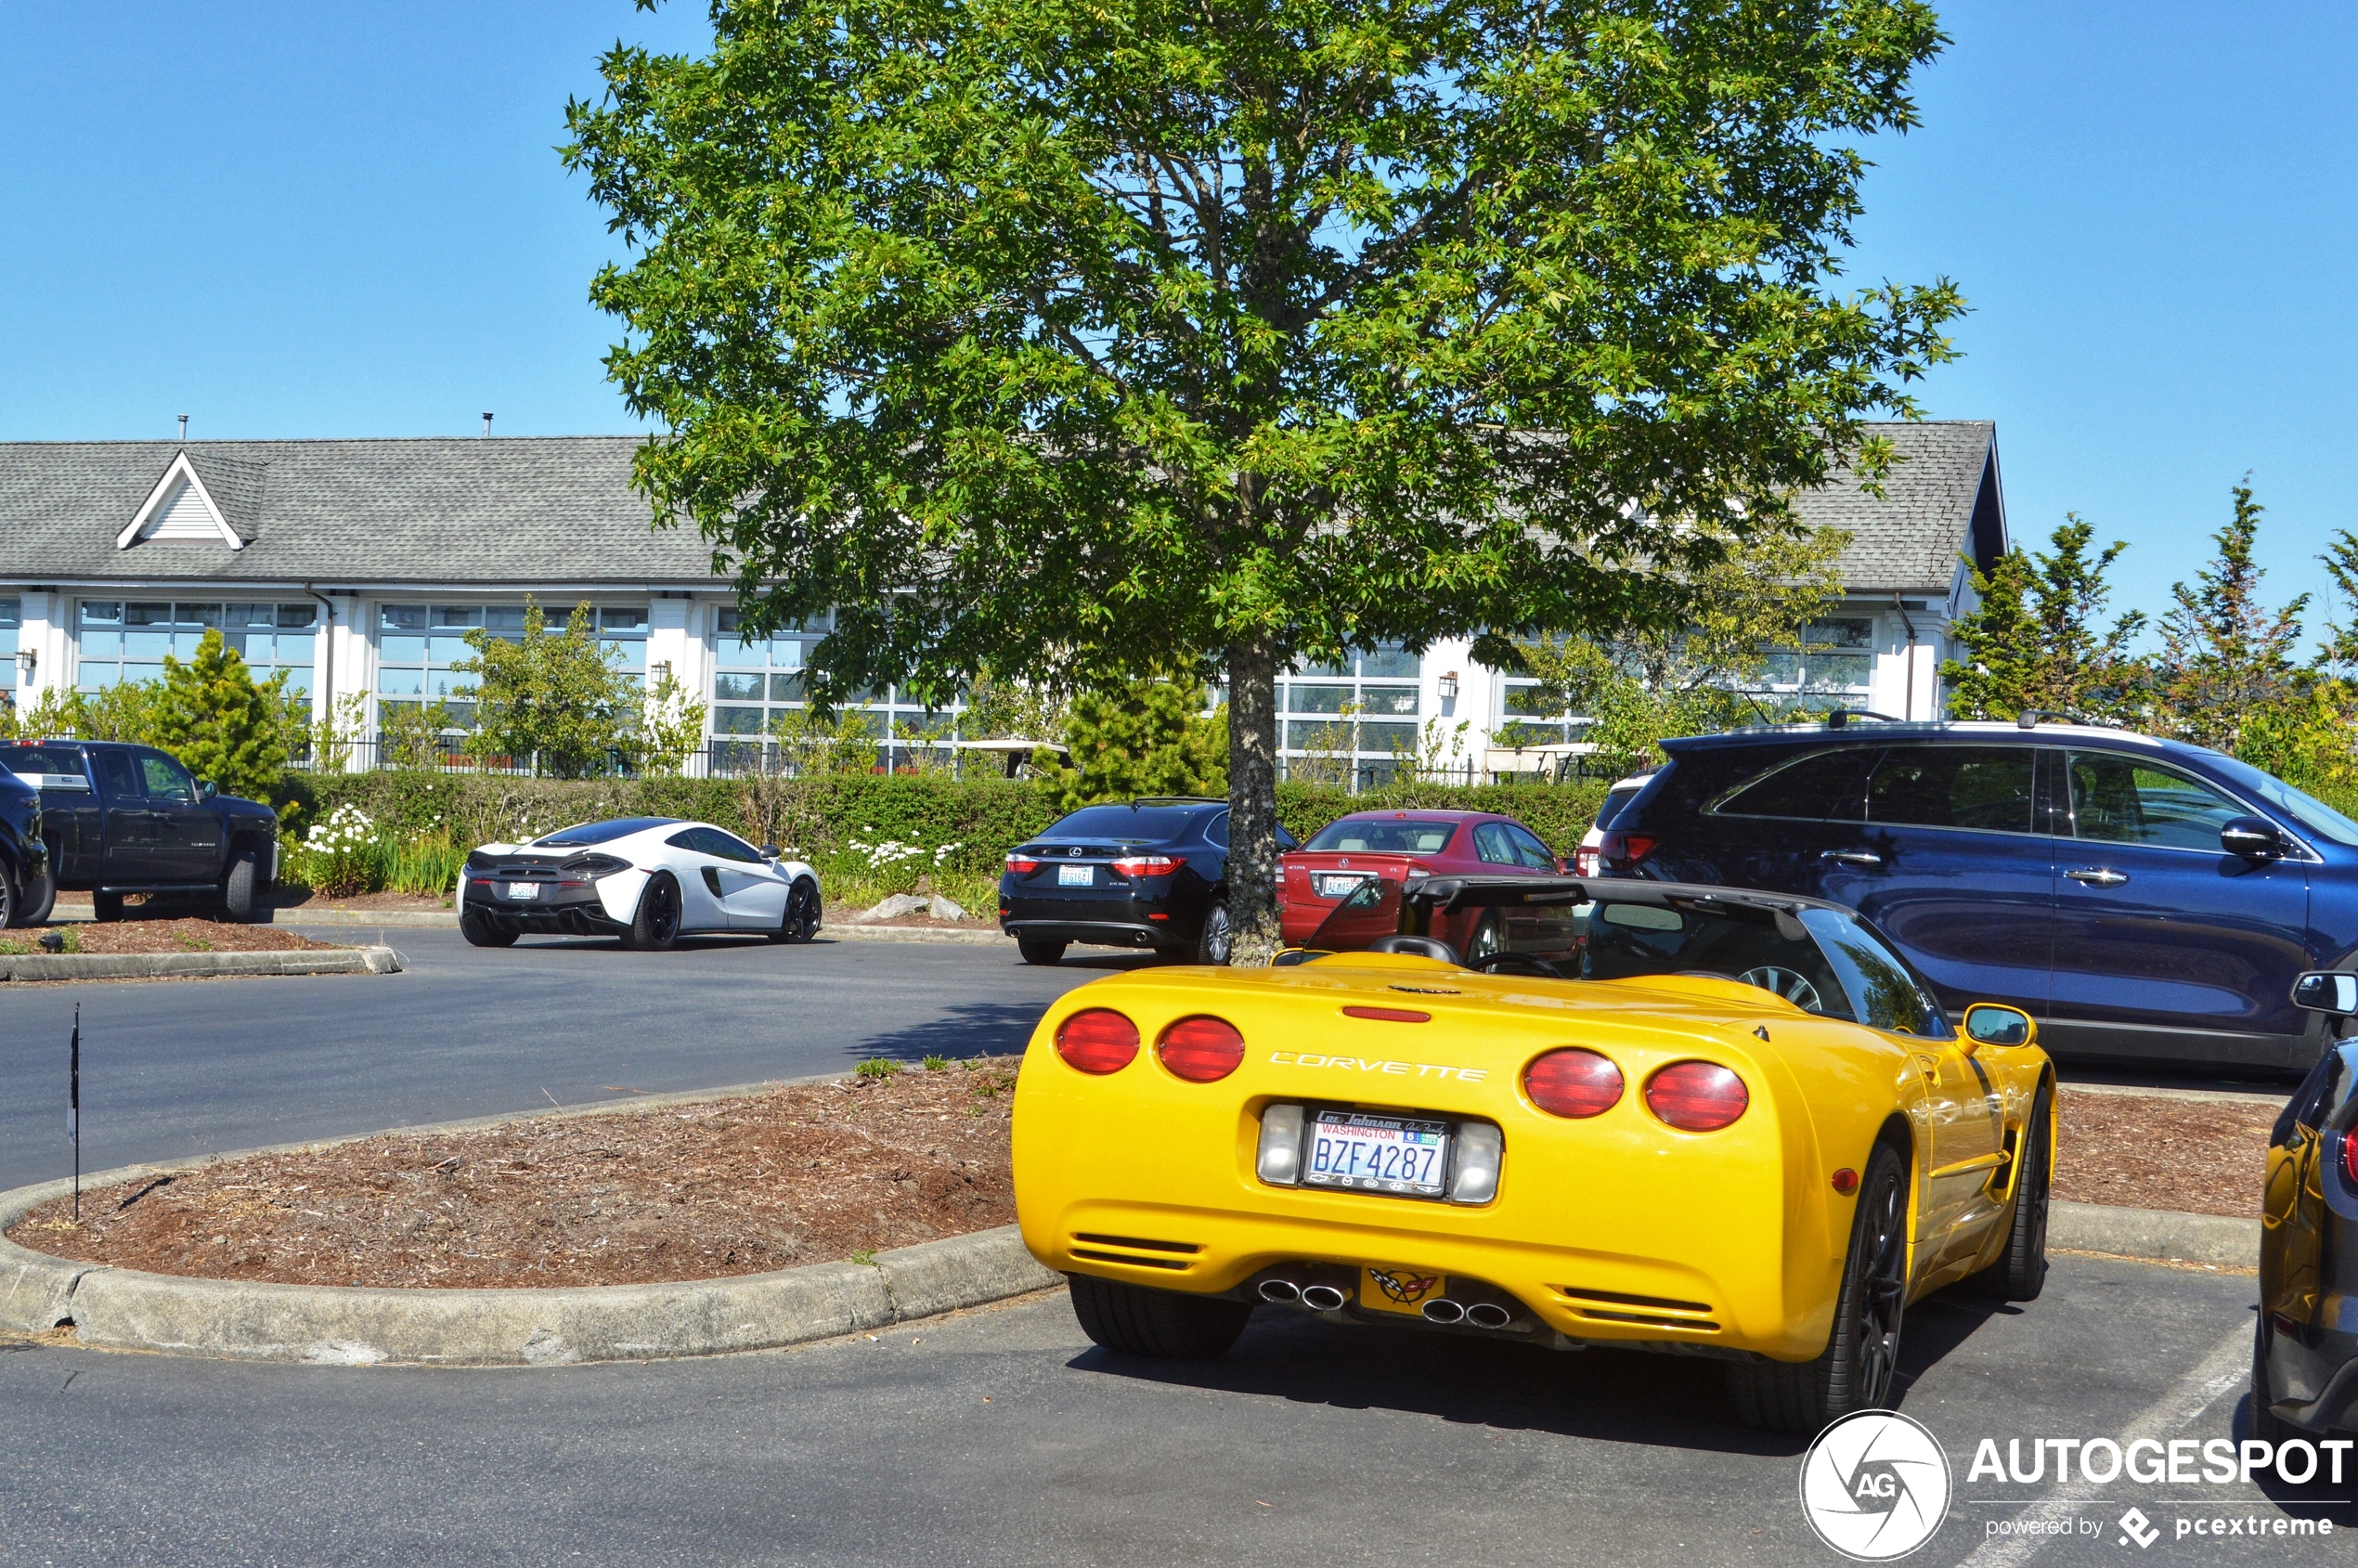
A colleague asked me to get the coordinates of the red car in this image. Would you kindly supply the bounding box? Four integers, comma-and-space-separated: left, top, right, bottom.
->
1279, 809, 1572, 960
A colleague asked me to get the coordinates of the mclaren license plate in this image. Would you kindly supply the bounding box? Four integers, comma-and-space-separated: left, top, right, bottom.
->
505, 881, 541, 901
1314, 873, 1370, 899
1303, 1111, 1448, 1197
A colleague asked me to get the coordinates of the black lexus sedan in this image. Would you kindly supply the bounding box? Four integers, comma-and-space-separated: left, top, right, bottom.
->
998, 797, 1295, 965
2256, 970, 2358, 1446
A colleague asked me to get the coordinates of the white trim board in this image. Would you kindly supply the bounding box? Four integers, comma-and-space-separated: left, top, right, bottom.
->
115, 451, 243, 551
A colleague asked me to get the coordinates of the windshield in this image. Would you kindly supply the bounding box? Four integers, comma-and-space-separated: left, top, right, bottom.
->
1040, 804, 1204, 842
1304, 817, 1460, 854
534, 817, 679, 847
2209, 756, 2358, 848
1576, 898, 1857, 1021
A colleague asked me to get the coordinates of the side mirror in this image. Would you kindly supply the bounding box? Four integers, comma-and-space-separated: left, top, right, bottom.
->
197, 778, 218, 799
2222, 815, 2287, 861
1962, 1004, 2036, 1050
2292, 971, 2358, 1015
759, 844, 782, 860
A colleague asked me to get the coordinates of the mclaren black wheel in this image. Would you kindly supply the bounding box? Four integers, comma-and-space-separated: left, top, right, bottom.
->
1730, 1140, 1911, 1433
771, 878, 822, 943
623, 873, 682, 952
1068, 1273, 1252, 1360
460, 909, 519, 949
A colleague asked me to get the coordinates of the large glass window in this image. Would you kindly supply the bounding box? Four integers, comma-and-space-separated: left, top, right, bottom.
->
1278, 645, 1423, 787
1746, 617, 1876, 697
2066, 753, 2246, 850
378, 603, 645, 728
1866, 746, 2037, 834
77, 600, 316, 692
708, 607, 953, 773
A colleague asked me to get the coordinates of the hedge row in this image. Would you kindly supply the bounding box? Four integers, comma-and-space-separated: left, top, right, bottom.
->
289, 771, 1614, 868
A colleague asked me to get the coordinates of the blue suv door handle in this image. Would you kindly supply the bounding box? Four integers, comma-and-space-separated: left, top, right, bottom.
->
1820, 849, 1884, 867
2066, 867, 2129, 888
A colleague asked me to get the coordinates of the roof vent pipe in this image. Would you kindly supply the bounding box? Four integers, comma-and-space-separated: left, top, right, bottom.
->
177, 414, 188, 442
482, 412, 493, 437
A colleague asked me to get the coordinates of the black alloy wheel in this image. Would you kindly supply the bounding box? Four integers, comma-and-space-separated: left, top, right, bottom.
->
460, 909, 519, 948
1730, 1141, 1911, 1433
771, 878, 821, 943
1197, 897, 1234, 965
624, 873, 682, 952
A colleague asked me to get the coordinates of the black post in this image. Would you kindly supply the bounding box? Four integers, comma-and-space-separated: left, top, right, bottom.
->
69, 1004, 81, 1222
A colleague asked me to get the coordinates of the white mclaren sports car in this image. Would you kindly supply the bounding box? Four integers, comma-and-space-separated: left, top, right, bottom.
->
458, 817, 823, 950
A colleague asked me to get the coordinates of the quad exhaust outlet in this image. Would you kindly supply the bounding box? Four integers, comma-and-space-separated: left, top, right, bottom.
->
1422, 1298, 1512, 1329
1299, 1284, 1349, 1312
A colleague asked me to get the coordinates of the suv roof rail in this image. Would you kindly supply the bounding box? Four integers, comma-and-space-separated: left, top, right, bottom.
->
1824, 707, 1904, 730
2013, 708, 2118, 730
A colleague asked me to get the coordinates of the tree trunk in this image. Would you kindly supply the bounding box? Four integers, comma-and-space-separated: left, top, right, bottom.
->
1224, 637, 1283, 965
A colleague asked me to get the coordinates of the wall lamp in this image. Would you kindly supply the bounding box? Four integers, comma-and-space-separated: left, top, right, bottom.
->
1437, 670, 1459, 700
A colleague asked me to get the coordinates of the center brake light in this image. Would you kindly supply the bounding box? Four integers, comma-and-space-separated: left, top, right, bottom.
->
1111, 853, 1181, 878
1158, 1016, 1246, 1082
1645, 1061, 1749, 1132
1055, 1008, 1139, 1073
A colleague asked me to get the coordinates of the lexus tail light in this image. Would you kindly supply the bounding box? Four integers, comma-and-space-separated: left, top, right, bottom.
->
1055, 1008, 1140, 1073
1523, 1049, 1624, 1118
1645, 1061, 1748, 1132
1111, 854, 1181, 878
1005, 851, 1043, 874
1158, 1016, 1246, 1082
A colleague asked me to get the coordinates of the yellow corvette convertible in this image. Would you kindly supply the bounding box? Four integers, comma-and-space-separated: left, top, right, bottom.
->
1013, 875, 2056, 1433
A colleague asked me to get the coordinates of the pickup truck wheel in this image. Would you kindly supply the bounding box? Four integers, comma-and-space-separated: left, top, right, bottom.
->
0, 866, 15, 929
17, 865, 55, 927
220, 849, 262, 924
92, 891, 126, 923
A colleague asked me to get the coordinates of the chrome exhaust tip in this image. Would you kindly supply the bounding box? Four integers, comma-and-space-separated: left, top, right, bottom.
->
1258, 1279, 1302, 1304
1464, 1302, 1512, 1330
1420, 1299, 1466, 1326
1300, 1284, 1348, 1312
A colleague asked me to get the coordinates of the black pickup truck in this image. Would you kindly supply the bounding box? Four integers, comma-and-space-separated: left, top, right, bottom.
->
0, 740, 280, 923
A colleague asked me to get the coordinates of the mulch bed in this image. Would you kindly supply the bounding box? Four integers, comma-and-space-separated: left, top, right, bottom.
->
12, 1061, 1019, 1289
5, 1069, 2279, 1291
0, 918, 341, 957
2054, 1085, 2279, 1220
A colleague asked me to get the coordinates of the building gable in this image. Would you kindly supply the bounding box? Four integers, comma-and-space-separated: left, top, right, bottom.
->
115, 449, 247, 551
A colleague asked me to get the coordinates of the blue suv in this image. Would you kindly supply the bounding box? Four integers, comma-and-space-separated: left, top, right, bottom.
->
1598, 719, 2358, 1071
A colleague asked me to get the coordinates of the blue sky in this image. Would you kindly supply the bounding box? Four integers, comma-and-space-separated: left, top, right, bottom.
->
2, 3, 2350, 646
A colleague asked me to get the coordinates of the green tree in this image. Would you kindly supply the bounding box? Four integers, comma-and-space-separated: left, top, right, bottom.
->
449, 600, 637, 778
566, 0, 1961, 960
633, 666, 709, 775
1940, 515, 2147, 724
1044, 676, 1227, 811
2156, 485, 2308, 752
1514, 525, 1848, 771
151, 629, 300, 804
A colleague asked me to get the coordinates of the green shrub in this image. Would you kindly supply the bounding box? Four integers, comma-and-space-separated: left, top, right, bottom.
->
384, 829, 468, 897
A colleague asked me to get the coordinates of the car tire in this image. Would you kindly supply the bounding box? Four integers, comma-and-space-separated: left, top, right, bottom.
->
1972, 1086, 2052, 1302
770, 878, 821, 943
622, 873, 682, 952
1196, 896, 1233, 965
92, 890, 125, 923
1067, 1272, 1252, 1361
18, 864, 56, 927
220, 849, 262, 925
460, 909, 519, 949
1729, 1140, 1910, 1434
2252, 1317, 2296, 1445
1464, 913, 1506, 964
0, 865, 15, 930
1017, 935, 1069, 966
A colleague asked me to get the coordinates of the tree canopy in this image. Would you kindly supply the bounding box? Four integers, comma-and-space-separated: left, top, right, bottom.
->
1940, 515, 2146, 726
567, 0, 1961, 956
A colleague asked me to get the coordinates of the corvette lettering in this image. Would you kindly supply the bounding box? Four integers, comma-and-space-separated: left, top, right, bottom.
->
1268, 1051, 1486, 1082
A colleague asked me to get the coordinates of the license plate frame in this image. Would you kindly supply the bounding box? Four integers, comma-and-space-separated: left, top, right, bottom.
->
1057, 863, 1094, 887
1302, 1109, 1450, 1198
1314, 872, 1371, 899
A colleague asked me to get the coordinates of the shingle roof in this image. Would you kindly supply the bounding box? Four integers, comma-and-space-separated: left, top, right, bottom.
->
1794, 421, 2002, 592
0, 425, 2002, 594
0, 437, 711, 586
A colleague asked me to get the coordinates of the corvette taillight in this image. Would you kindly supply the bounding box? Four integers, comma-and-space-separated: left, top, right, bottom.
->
1158, 1016, 1245, 1082
1004, 851, 1043, 874
1523, 1048, 1624, 1118
1645, 1061, 1749, 1132
1112, 854, 1180, 878
1055, 1008, 1139, 1074
2342, 1129, 2358, 1188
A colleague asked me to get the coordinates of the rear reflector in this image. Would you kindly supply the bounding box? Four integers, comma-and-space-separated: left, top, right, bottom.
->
1112, 854, 1181, 877
1159, 1016, 1246, 1082
1645, 1061, 1749, 1132
1341, 1005, 1431, 1023
1055, 1008, 1140, 1074
1523, 1048, 1624, 1118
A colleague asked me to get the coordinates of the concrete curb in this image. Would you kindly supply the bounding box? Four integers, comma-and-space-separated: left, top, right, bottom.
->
2049, 1199, 2260, 1269
0, 945, 404, 982
0, 1068, 1058, 1365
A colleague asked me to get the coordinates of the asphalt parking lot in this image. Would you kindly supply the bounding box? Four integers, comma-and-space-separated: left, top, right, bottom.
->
0, 926, 1133, 1191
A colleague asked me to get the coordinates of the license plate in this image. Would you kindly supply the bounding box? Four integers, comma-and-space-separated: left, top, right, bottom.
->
1057, 864, 1093, 886
1303, 1111, 1449, 1197
505, 881, 541, 901
1314, 873, 1370, 899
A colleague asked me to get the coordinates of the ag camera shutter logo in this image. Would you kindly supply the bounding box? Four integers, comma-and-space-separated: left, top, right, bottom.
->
1799, 1410, 1952, 1561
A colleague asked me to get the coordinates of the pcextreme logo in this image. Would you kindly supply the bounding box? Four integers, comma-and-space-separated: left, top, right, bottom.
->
1799, 1410, 1953, 1562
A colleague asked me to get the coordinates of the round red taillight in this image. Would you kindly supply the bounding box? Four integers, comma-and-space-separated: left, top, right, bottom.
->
1158, 1016, 1246, 1082
1522, 1048, 1624, 1119
1055, 1008, 1140, 1074
1645, 1061, 1749, 1132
